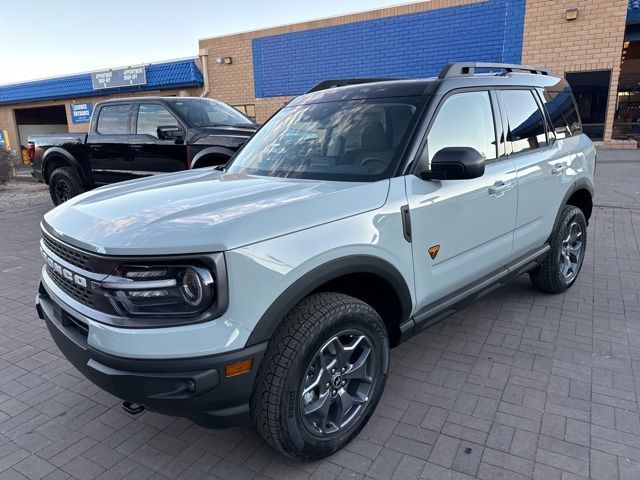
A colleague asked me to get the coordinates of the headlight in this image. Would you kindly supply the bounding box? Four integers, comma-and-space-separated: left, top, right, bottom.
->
101, 264, 215, 317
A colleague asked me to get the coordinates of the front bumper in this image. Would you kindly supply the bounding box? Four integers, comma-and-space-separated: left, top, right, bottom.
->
36, 286, 266, 428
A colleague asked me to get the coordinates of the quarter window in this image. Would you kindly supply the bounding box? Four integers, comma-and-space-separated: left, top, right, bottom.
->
96, 105, 131, 135
543, 89, 582, 139
500, 90, 548, 154
136, 104, 177, 138
426, 91, 497, 162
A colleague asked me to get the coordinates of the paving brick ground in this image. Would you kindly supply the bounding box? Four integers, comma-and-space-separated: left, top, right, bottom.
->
0, 150, 638, 479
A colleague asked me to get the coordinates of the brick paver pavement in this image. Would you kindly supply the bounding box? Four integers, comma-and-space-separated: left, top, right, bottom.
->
0, 150, 638, 479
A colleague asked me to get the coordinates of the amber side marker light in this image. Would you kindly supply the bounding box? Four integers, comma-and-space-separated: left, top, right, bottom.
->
225, 359, 254, 377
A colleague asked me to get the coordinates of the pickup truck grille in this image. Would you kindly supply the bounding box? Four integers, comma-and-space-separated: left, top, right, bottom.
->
42, 235, 92, 272
47, 266, 94, 307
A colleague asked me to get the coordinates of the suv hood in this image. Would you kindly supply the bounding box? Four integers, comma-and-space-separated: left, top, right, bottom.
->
43, 169, 390, 255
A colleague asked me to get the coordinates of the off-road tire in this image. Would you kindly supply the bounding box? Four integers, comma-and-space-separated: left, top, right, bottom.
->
49, 167, 84, 205
251, 292, 389, 461
529, 205, 587, 294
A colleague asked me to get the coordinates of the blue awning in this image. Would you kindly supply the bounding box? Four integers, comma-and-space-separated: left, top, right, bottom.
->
0, 59, 203, 105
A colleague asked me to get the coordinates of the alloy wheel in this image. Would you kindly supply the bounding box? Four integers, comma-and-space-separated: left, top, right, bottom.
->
559, 221, 583, 281
300, 330, 376, 436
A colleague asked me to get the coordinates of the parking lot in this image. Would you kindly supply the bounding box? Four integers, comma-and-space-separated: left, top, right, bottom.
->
0, 150, 638, 480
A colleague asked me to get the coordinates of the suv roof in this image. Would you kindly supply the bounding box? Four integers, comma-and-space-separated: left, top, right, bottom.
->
292, 62, 564, 106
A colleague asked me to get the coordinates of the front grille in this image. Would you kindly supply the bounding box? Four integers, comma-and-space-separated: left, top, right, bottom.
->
47, 266, 94, 307
43, 235, 92, 272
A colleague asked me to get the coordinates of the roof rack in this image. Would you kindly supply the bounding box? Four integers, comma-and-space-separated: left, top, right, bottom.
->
306, 78, 400, 93
438, 62, 552, 79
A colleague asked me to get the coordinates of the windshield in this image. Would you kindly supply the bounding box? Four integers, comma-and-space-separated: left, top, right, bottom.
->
226, 98, 423, 181
168, 98, 254, 127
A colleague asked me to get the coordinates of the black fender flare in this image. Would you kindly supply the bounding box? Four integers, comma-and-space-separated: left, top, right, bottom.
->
42, 148, 86, 184
554, 177, 594, 228
245, 255, 413, 347
191, 146, 235, 169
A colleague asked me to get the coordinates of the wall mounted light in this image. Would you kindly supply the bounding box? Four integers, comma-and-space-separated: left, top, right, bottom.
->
566, 8, 578, 21
223, 57, 233, 64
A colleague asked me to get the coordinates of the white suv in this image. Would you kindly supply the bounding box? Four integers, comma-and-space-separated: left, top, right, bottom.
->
36, 63, 595, 461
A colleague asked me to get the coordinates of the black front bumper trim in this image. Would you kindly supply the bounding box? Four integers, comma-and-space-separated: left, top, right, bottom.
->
36, 287, 266, 429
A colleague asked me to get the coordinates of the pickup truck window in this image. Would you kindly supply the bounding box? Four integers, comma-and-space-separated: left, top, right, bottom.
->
136, 104, 177, 138
96, 105, 131, 135
168, 98, 253, 127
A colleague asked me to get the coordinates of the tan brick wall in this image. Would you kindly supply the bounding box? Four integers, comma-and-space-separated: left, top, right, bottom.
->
199, 0, 483, 123
522, 0, 628, 141
0, 87, 200, 149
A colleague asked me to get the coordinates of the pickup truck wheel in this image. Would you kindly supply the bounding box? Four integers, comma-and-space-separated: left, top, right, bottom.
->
251, 292, 389, 461
529, 205, 587, 294
49, 167, 84, 205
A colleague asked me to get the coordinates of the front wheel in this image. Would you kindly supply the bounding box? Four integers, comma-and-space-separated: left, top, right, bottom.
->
48, 167, 84, 205
529, 205, 587, 294
251, 292, 389, 461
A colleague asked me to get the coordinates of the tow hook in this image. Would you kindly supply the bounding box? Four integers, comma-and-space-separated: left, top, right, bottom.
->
122, 401, 145, 415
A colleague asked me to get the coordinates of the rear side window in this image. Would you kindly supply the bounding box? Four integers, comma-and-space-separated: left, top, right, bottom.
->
426, 91, 497, 162
500, 90, 547, 155
96, 105, 131, 135
136, 104, 177, 138
543, 89, 582, 139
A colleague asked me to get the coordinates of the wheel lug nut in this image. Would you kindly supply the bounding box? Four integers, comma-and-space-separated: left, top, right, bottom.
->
331, 368, 336, 374
342, 380, 347, 386
332, 389, 337, 395
325, 382, 330, 388
341, 367, 346, 373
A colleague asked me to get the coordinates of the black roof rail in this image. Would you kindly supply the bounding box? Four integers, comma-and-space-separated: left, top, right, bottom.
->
438, 62, 553, 79
306, 78, 401, 93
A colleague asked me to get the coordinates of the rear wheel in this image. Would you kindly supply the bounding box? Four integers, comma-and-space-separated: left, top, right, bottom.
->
251, 292, 389, 461
49, 167, 84, 205
529, 205, 587, 293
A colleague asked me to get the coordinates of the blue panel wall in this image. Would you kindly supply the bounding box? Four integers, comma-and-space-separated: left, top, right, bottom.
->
252, 0, 526, 98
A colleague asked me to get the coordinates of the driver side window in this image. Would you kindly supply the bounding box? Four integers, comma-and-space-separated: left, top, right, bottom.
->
425, 91, 497, 163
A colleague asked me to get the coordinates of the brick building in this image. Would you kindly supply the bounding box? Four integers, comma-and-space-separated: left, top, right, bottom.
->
0, 59, 203, 151
0, 0, 638, 150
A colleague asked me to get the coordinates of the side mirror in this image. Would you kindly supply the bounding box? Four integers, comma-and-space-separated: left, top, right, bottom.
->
157, 125, 185, 142
419, 147, 485, 180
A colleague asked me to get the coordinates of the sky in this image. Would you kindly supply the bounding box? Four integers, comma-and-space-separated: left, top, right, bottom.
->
0, 0, 417, 85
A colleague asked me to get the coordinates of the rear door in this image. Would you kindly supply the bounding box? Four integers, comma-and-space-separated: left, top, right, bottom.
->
497, 89, 572, 254
406, 89, 518, 310
87, 104, 134, 185
129, 102, 188, 176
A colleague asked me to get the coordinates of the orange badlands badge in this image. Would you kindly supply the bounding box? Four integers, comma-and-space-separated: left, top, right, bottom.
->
428, 245, 440, 260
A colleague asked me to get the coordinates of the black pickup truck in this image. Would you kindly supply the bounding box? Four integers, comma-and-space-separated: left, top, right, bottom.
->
30, 97, 257, 205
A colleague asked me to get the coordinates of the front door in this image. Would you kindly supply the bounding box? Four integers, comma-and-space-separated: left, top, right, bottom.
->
88, 104, 134, 185
129, 103, 188, 177
406, 90, 518, 311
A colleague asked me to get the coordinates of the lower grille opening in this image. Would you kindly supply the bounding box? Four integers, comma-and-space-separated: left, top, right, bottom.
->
61, 311, 89, 337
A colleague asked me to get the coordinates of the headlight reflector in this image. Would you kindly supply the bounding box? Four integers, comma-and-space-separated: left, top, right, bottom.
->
101, 264, 215, 317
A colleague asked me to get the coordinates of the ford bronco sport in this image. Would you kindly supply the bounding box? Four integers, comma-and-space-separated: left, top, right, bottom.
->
36, 63, 594, 461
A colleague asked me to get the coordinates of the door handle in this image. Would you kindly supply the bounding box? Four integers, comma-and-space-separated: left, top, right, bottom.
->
89, 144, 101, 150
130, 144, 144, 151
488, 182, 514, 198
552, 163, 568, 175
